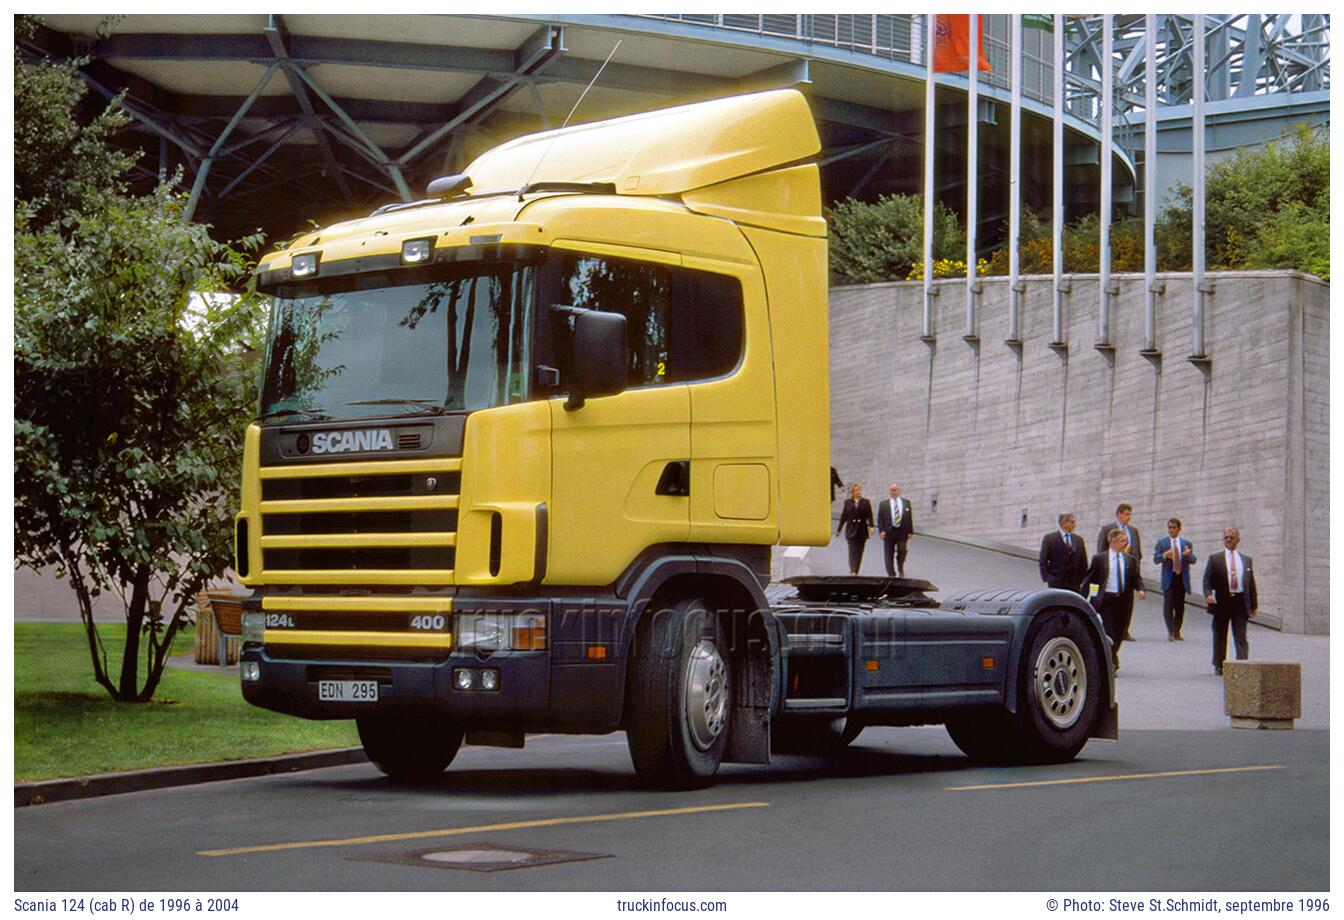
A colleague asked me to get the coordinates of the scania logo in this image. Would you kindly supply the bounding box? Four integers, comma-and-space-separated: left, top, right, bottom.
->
306, 429, 396, 454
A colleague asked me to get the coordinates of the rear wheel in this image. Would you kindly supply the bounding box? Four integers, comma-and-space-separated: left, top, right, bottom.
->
626, 596, 732, 789
947, 610, 1101, 764
357, 711, 463, 783
1016, 610, 1101, 763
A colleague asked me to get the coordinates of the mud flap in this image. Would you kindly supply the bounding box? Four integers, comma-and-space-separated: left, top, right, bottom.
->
725, 709, 771, 764
1091, 703, 1119, 740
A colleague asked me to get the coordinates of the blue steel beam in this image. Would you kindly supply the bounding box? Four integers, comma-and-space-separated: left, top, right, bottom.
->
184, 63, 279, 221
396, 27, 564, 168
93, 32, 515, 75
263, 14, 353, 200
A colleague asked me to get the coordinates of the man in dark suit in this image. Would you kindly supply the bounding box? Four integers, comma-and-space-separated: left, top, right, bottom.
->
1202, 527, 1259, 676
876, 483, 914, 577
1039, 513, 1087, 594
1098, 503, 1143, 640
1082, 528, 1146, 671
1152, 517, 1196, 641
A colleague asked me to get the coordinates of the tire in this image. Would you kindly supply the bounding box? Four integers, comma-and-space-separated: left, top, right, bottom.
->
771, 716, 863, 755
945, 710, 1020, 763
1014, 609, 1102, 763
357, 711, 463, 783
626, 596, 732, 789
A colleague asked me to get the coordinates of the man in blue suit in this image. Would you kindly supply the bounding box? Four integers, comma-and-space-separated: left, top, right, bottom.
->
1152, 517, 1196, 641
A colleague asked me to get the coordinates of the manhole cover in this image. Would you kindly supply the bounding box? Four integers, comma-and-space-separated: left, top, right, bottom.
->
353, 843, 612, 872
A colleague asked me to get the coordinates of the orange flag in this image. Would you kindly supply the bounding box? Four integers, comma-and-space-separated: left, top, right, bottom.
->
934, 14, 992, 73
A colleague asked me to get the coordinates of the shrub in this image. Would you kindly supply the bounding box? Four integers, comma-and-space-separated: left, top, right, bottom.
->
828, 194, 964, 285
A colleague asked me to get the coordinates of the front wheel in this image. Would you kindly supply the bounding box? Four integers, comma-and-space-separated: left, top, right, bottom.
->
357, 711, 463, 783
626, 596, 732, 789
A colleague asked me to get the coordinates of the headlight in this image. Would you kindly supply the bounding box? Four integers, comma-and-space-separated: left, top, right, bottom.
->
242, 612, 266, 643
455, 612, 547, 651
240, 661, 261, 682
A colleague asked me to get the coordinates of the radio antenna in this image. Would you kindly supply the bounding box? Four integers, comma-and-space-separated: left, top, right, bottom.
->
521, 39, 621, 195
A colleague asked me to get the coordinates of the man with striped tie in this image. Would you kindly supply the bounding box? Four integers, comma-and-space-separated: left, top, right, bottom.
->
1202, 527, 1259, 676
1153, 517, 1196, 641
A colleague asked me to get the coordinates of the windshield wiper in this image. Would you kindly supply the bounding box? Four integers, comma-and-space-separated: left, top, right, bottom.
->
255, 406, 330, 423
345, 398, 446, 415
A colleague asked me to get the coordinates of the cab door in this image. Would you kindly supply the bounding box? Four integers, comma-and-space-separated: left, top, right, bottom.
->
546, 243, 690, 586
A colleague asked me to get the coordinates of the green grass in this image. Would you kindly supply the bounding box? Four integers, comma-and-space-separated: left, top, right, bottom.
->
15, 622, 358, 781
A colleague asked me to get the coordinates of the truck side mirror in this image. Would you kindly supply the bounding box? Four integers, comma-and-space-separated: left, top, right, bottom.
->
555, 306, 627, 411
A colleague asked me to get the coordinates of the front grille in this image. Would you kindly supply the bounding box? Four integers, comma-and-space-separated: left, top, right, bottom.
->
263, 473, 464, 501
264, 547, 455, 571
258, 457, 460, 580
257, 458, 461, 655
263, 510, 457, 535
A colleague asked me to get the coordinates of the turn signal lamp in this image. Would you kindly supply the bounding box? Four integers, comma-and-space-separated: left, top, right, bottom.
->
512, 613, 547, 651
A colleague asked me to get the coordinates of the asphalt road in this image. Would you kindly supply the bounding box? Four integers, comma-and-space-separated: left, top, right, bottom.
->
15, 726, 1327, 891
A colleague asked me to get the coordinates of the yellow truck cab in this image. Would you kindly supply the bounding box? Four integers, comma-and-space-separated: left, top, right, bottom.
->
237, 89, 1115, 788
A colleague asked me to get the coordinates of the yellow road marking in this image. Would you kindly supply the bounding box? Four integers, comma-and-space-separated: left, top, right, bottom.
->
947, 764, 1283, 791
199, 801, 770, 857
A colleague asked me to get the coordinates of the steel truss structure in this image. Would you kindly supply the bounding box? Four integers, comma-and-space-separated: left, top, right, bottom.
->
23, 13, 1329, 245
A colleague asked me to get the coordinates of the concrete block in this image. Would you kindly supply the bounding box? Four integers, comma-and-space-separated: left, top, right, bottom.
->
1223, 661, 1302, 729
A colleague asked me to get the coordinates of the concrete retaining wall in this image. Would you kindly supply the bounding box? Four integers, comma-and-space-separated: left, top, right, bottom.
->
829, 271, 1329, 633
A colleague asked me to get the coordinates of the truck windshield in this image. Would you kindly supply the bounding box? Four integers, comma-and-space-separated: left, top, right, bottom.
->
259, 265, 535, 422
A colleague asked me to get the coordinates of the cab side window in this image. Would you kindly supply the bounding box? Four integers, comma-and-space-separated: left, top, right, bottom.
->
555, 253, 743, 387
562, 254, 670, 386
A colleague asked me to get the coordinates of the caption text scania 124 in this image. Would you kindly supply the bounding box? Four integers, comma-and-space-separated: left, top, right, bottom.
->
15, 899, 241, 915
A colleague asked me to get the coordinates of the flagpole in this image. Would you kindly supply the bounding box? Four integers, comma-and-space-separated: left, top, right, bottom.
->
965, 13, 978, 342
923, 13, 936, 340
1143, 15, 1158, 353
1008, 13, 1022, 344
1098, 14, 1113, 348
1051, 14, 1065, 348
1192, 14, 1207, 359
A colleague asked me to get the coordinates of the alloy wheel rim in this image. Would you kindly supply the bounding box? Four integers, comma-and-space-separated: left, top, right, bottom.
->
685, 639, 729, 750
1034, 636, 1086, 729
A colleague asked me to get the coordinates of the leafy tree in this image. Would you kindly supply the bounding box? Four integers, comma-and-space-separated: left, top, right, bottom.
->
14, 20, 268, 702
14, 17, 133, 233
828, 193, 964, 285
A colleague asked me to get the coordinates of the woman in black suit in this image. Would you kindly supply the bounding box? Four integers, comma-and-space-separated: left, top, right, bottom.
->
836, 482, 874, 575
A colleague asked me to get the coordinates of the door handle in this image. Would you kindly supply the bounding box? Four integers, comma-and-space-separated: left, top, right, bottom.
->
655, 460, 690, 496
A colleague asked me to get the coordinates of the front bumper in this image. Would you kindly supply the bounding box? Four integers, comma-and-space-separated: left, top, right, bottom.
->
240, 595, 628, 732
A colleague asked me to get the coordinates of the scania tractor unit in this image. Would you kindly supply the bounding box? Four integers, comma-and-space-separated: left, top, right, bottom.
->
235, 89, 1116, 788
